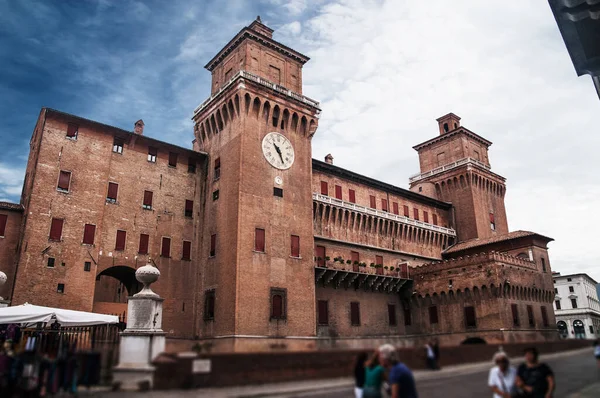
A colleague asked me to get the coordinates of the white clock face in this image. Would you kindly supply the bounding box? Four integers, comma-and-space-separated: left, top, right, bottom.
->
262, 132, 295, 170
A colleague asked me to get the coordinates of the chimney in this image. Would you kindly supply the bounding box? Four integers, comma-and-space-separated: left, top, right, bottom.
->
436, 113, 461, 135
325, 154, 334, 164
134, 119, 144, 135
248, 15, 274, 39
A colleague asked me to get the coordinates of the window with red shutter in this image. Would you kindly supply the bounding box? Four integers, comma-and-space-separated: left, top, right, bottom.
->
143, 191, 153, 209
148, 147, 157, 163
370, 195, 376, 209
57, 171, 71, 192
433, 214, 438, 225
399, 263, 409, 279
210, 234, 216, 257
139, 234, 149, 254
291, 235, 300, 257
315, 245, 326, 267
490, 212, 495, 230
381, 199, 388, 212
255, 228, 265, 252
161, 237, 171, 257
349, 189, 356, 203
214, 157, 221, 180
185, 200, 193, 218
182, 241, 192, 260
429, 306, 439, 324
464, 306, 476, 328
49, 218, 63, 241
541, 306, 549, 327
168, 152, 178, 167
527, 305, 535, 327
317, 300, 328, 325
376, 255, 384, 275
335, 185, 342, 199
66, 123, 78, 139
388, 304, 397, 326
270, 288, 286, 320
424, 211, 429, 223
82, 224, 96, 245
511, 304, 520, 326
115, 230, 126, 251
107, 182, 118, 203
0, 214, 7, 237
320, 181, 328, 195
403, 205, 409, 217
351, 251, 359, 271
413, 208, 419, 220
393, 202, 399, 215
350, 302, 360, 326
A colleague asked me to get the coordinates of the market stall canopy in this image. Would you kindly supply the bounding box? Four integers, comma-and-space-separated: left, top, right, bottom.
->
0, 303, 119, 326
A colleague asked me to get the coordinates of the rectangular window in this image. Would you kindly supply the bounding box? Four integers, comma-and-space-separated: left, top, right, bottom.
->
567, 278, 572, 282
554, 288, 558, 294
82, 224, 96, 245
320, 181, 328, 195
213, 190, 220, 200
210, 234, 216, 257
57, 170, 71, 192
404, 307, 412, 326
571, 298, 578, 309
376, 255, 383, 275
185, 200, 194, 218
381, 199, 388, 212
403, 205, 409, 217
47, 257, 55, 268
555, 300, 561, 310
107, 182, 118, 203
423, 211, 429, 223
413, 208, 419, 220
115, 230, 126, 251
113, 138, 124, 154
148, 147, 157, 163
182, 241, 192, 260
315, 245, 326, 267
0, 214, 7, 237
138, 234, 149, 254
335, 185, 342, 200
291, 235, 300, 258
255, 228, 265, 252
270, 288, 286, 320
57, 283, 65, 293
590, 325, 594, 334
66, 123, 78, 139
188, 158, 197, 173
490, 213, 495, 231
428, 306, 439, 324
392, 202, 399, 215
84, 261, 91, 272
527, 305, 535, 327
214, 157, 220, 180
350, 302, 361, 326
541, 258, 546, 272
143, 190, 153, 210
433, 214, 438, 226
349, 189, 356, 203
161, 237, 171, 257
388, 304, 397, 326
464, 306, 476, 328
168, 152, 178, 167
273, 187, 283, 197
317, 300, 329, 325
49, 218, 64, 241
204, 290, 215, 320
541, 306, 549, 327
351, 251, 360, 271
369, 195, 376, 209
511, 304, 520, 326
569, 286, 574, 293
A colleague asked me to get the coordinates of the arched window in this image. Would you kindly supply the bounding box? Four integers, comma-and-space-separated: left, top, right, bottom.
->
443, 123, 449, 132
270, 288, 286, 320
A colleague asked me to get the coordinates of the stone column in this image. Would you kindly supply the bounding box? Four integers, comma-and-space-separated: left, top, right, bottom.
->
0, 271, 10, 308
113, 262, 166, 390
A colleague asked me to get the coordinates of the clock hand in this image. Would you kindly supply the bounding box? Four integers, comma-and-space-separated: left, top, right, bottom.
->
273, 143, 284, 164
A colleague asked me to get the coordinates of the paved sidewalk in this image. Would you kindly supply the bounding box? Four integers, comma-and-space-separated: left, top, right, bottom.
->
568, 382, 600, 398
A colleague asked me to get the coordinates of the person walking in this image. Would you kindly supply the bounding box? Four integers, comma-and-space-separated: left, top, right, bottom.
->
488, 351, 517, 398
378, 344, 418, 398
516, 347, 555, 398
354, 352, 368, 398
424, 342, 436, 370
363, 350, 385, 398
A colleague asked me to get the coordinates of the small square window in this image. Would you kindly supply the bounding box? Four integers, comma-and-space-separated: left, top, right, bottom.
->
57, 283, 65, 293
148, 147, 157, 163
113, 138, 124, 154
168, 152, 178, 167
57, 170, 71, 192
569, 286, 574, 293
107, 182, 119, 203
213, 190, 220, 201
61, 262, 65, 267
84, 261, 91, 272
47, 257, 55, 268
567, 278, 572, 282
66, 123, 78, 139
274, 187, 283, 197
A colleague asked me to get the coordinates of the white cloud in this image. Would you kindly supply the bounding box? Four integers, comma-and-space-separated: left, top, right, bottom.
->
0, 163, 24, 201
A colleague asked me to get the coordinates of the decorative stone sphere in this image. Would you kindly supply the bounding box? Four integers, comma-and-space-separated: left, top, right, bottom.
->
0, 271, 7, 287
134, 262, 160, 297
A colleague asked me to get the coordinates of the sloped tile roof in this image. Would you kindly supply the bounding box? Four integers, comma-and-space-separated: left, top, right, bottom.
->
444, 230, 553, 254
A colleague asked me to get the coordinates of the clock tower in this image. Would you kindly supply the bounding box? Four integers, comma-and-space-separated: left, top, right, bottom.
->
192, 17, 320, 350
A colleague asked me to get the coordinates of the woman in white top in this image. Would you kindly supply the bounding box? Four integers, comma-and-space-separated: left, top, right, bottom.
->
488, 351, 517, 398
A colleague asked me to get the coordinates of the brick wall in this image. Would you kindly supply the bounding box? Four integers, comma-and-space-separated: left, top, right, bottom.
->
0, 207, 22, 300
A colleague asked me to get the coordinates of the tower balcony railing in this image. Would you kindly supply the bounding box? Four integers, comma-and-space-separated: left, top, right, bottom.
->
193, 70, 321, 117
409, 157, 491, 183
313, 193, 457, 236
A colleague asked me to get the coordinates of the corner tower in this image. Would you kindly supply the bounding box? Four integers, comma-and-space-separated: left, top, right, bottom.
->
192, 17, 320, 350
409, 114, 508, 242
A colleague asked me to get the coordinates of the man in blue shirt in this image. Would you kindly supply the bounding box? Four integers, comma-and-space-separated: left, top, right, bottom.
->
378, 344, 418, 398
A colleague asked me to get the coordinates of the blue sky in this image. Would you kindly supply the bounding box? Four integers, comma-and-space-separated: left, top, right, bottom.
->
1, 0, 598, 278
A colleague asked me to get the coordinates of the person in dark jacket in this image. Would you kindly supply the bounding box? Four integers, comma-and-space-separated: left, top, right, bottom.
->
354, 352, 368, 398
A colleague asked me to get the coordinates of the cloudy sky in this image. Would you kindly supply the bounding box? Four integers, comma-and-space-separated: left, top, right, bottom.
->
0, 0, 597, 279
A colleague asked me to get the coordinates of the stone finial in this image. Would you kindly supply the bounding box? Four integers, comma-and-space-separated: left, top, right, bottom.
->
134, 119, 145, 135
325, 153, 334, 164
0, 271, 6, 300
256, 15, 261, 22
134, 261, 160, 297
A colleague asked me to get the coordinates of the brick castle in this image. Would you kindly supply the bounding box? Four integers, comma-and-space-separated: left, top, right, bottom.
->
0, 18, 557, 351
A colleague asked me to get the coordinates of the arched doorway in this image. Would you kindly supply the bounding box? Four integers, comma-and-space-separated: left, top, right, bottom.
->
93, 266, 142, 321
557, 321, 568, 338
461, 337, 486, 345
573, 320, 586, 339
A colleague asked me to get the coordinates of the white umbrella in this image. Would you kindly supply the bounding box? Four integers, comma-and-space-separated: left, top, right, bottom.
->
0, 303, 119, 326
